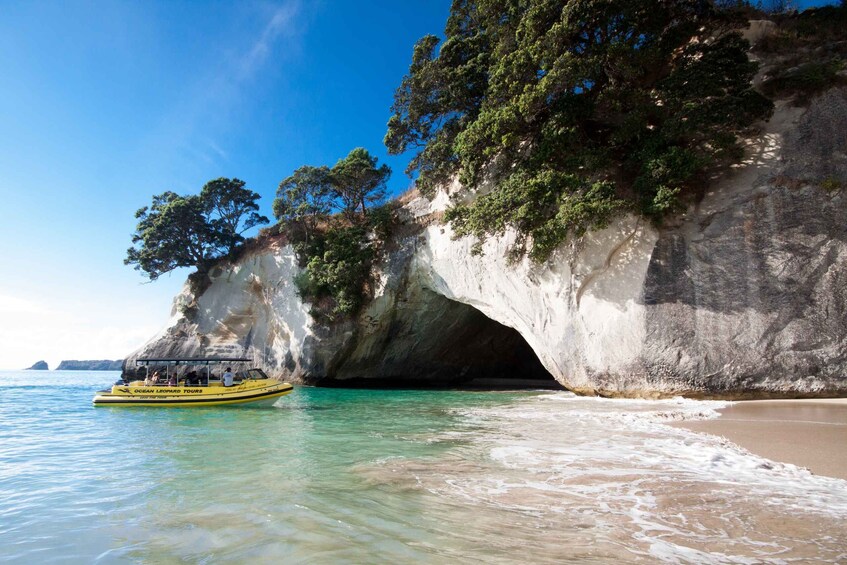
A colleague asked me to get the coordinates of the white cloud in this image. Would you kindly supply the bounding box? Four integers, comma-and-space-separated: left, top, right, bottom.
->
137, 0, 304, 179
238, 1, 301, 80
0, 314, 162, 371
0, 293, 48, 315
205, 139, 229, 161
0, 285, 175, 370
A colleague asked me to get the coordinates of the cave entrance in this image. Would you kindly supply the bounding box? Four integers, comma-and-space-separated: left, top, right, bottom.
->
426, 294, 563, 390
319, 290, 563, 390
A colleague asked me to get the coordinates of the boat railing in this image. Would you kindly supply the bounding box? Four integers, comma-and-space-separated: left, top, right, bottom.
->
133, 358, 260, 386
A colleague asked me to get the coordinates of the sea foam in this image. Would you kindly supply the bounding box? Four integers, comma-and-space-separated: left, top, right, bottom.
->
409, 392, 847, 562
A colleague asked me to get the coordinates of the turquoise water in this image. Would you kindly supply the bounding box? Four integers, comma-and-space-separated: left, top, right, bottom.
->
1, 370, 846, 563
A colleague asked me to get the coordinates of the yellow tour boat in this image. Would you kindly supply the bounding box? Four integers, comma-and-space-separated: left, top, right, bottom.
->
93, 357, 293, 407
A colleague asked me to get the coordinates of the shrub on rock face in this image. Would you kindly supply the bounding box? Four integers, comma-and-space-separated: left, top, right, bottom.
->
291, 206, 398, 322
760, 58, 847, 106
386, 0, 774, 261
750, 4, 847, 109
294, 223, 374, 319
275, 149, 395, 321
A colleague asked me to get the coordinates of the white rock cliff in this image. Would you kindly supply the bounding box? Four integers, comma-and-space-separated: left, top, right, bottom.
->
127, 91, 847, 398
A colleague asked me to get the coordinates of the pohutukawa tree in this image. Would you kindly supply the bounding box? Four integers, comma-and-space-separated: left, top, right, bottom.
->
385, 0, 773, 261
331, 147, 390, 217
125, 178, 268, 280
200, 178, 269, 250
273, 165, 336, 243
273, 147, 390, 226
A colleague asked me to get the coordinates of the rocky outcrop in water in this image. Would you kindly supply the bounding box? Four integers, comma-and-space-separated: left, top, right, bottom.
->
25, 360, 48, 371
57, 360, 123, 371
126, 90, 847, 398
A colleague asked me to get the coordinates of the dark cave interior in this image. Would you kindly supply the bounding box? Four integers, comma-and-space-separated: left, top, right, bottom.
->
312, 291, 563, 390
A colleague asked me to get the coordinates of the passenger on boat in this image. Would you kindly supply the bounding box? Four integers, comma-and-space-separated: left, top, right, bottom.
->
185, 371, 201, 386
144, 371, 160, 386
167, 374, 177, 386
223, 367, 234, 387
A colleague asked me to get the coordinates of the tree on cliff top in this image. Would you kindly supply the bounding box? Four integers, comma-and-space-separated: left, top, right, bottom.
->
273, 165, 336, 243
386, 0, 773, 261
125, 178, 268, 280
201, 178, 268, 249
273, 148, 390, 229
331, 148, 390, 218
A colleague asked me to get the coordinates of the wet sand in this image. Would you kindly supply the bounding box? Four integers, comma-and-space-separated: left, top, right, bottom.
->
675, 399, 847, 481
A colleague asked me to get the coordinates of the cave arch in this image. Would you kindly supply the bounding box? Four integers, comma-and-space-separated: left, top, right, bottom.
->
312, 290, 562, 390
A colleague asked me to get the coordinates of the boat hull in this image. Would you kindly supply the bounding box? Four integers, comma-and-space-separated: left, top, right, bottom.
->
93, 380, 294, 407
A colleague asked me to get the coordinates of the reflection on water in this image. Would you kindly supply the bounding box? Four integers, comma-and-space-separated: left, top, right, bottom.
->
0, 371, 845, 563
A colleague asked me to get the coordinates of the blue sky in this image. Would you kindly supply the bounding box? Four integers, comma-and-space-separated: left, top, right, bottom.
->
0, 0, 835, 370
0, 0, 451, 369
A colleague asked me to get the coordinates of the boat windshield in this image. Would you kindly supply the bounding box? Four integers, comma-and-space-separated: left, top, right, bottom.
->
240, 369, 270, 380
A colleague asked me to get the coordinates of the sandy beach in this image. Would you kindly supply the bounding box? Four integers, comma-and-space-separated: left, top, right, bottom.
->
675, 399, 847, 481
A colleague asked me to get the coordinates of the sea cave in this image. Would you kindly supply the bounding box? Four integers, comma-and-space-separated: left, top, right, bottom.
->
308, 290, 562, 390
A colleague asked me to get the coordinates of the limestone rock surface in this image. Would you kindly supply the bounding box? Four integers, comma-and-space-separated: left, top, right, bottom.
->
126, 91, 847, 398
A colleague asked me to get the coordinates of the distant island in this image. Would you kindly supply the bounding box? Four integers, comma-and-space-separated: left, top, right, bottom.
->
25, 360, 49, 370
56, 360, 123, 371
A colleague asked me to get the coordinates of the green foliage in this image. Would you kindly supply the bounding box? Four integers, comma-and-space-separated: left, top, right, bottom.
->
125, 192, 213, 280
820, 176, 843, 192
387, 0, 774, 261
366, 202, 397, 241
273, 148, 390, 232
446, 172, 624, 262
754, 4, 847, 52
274, 148, 394, 321
332, 148, 391, 217
125, 178, 268, 280
633, 146, 705, 218
200, 178, 268, 251
751, 5, 847, 104
273, 165, 336, 242
298, 224, 374, 318
761, 60, 845, 103
292, 210, 397, 321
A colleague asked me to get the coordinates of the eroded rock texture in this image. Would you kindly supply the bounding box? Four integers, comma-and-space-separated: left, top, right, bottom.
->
127, 91, 847, 398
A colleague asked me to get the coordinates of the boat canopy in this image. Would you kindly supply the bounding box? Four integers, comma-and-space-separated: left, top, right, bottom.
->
134, 357, 254, 382
136, 358, 251, 366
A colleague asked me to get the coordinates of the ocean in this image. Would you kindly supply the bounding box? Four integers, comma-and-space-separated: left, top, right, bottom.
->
0, 370, 845, 563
